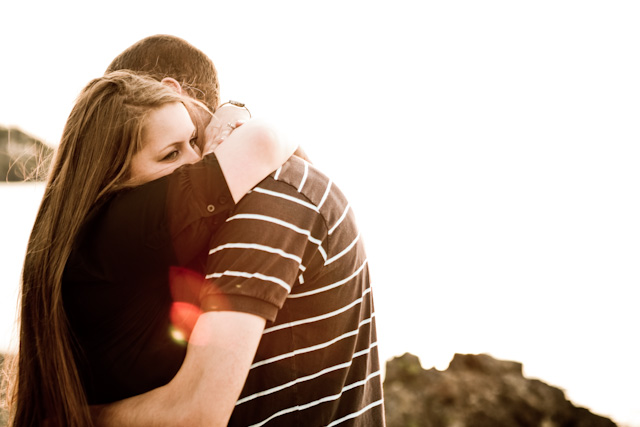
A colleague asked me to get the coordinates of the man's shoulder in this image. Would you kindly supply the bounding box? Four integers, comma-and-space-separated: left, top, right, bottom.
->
262, 156, 346, 209
273, 156, 328, 185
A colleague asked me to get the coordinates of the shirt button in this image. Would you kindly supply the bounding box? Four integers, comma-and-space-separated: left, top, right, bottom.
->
218, 196, 228, 205
207, 204, 216, 213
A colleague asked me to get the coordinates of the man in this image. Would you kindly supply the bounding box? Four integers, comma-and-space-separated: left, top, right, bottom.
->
96, 35, 385, 426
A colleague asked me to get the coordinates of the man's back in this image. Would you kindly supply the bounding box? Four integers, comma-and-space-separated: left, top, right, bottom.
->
203, 156, 385, 426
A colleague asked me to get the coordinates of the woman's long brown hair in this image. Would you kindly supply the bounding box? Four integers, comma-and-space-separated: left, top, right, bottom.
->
7, 71, 185, 426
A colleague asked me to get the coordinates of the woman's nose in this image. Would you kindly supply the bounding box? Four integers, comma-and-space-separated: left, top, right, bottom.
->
186, 146, 202, 163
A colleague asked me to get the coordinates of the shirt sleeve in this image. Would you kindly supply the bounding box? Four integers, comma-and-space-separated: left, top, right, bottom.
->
200, 177, 328, 322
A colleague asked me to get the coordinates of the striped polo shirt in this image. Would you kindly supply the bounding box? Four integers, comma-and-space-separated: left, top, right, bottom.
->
202, 156, 385, 426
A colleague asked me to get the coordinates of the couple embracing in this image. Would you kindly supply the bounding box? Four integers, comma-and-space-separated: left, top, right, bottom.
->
8, 35, 384, 427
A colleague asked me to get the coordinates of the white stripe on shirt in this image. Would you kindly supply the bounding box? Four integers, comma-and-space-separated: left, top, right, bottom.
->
328, 202, 350, 235
252, 187, 319, 212
209, 242, 302, 264
238, 342, 378, 407
325, 233, 360, 266
250, 315, 375, 369
273, 166, 282, 180
326, 398, 385, 427
298, 161, 309, 192
317, 179, 332, 210
226, 214, 323, 246
205, 270, 292, 293
317, 244, 328, 262
288, 259, 368, 299
237, 361, 352, 407
245, 354, 381, 427
263, 287, 372, 334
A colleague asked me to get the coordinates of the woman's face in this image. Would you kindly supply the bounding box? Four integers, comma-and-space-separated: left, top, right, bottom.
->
129, 102, 202, 185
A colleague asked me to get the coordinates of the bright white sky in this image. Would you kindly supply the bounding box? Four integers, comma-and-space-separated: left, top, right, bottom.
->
1, 1, 640, 425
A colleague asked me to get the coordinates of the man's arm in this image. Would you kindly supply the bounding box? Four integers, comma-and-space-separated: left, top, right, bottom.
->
93, 311, 266, 426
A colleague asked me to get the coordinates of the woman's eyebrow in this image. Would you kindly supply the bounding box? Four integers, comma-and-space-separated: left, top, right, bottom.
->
158, 141, 181, 155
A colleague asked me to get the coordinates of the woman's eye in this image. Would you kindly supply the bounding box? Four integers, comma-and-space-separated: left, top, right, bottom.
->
163, 151, 179, 161
189, 136, 198, 147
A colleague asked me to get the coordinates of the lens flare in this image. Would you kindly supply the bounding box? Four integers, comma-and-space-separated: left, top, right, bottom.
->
169, 325, 187, 345
169, 301, 202, 343
168, 266, 230, 344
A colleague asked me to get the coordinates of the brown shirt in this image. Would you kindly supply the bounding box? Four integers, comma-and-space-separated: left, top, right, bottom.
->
202, 157, 385, 426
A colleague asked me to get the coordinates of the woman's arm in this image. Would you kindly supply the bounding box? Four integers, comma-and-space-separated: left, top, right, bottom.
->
213, 118, 295, 202
202, 103, 297, 203
92, 311, 266, 426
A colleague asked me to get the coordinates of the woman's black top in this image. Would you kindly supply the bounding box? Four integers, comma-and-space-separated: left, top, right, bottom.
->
62, 153, 234, 404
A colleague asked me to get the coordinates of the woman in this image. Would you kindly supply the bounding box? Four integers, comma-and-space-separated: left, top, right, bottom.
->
7, 70, 295, 426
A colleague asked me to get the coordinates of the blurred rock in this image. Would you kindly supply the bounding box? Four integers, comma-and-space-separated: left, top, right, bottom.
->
0, 126, 53, 182
383, 353, 617, 427
0, 353, 7, 425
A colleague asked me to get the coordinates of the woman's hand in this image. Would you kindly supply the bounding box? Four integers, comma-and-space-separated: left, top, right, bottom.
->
202, 103, 252, 155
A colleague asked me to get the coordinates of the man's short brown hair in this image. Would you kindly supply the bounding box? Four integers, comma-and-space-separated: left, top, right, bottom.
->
106, 34, 220, 111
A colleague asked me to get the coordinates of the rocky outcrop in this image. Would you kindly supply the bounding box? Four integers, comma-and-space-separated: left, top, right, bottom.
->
383, 353, 618, 427
0, 126, 53, 182
0, 353, 7, 425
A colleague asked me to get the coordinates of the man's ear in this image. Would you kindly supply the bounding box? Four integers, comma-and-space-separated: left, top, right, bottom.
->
161, 77, 183, 94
